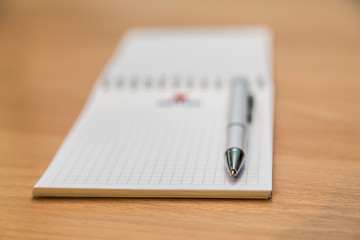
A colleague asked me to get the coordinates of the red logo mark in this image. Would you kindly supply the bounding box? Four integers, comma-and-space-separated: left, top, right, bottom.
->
173, 93, 187, 103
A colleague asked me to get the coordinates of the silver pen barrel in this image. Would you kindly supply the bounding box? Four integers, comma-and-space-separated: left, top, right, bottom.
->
225, 78, 250, 177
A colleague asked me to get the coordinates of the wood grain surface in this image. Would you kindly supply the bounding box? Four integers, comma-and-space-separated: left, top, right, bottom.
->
1, 0, 360, 239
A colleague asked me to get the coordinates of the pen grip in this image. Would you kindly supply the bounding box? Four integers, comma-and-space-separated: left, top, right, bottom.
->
227, 124, 247, 150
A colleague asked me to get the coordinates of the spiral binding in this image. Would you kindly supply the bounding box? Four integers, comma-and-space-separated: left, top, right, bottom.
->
101, 75, 224, 90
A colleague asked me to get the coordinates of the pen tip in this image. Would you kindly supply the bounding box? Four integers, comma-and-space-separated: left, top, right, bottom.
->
230, 169, 237, 177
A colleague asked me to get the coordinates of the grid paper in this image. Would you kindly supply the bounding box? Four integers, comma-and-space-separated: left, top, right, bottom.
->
50, 80, 260, 187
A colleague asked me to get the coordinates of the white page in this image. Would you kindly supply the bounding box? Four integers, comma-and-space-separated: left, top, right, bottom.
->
33, 27, 274, 198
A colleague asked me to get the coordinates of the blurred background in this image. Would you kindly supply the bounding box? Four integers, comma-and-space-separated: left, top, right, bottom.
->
1, 1, 359, 239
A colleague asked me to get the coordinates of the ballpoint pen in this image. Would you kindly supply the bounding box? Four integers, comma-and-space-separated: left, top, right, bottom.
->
225, 78, 252, 177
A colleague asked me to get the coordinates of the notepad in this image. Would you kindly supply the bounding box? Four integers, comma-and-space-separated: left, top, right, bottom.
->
33, 27, 274, 198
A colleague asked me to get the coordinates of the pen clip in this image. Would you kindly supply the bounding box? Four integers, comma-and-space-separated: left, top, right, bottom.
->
247, 95, 254, 123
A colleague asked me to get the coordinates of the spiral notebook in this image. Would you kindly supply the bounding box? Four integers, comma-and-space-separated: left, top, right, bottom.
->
33, 27, 274, 198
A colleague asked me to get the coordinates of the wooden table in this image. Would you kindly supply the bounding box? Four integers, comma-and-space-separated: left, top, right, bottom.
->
1, 0, 359, 239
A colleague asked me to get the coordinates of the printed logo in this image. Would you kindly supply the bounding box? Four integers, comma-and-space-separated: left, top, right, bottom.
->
157, 93, 201, 107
